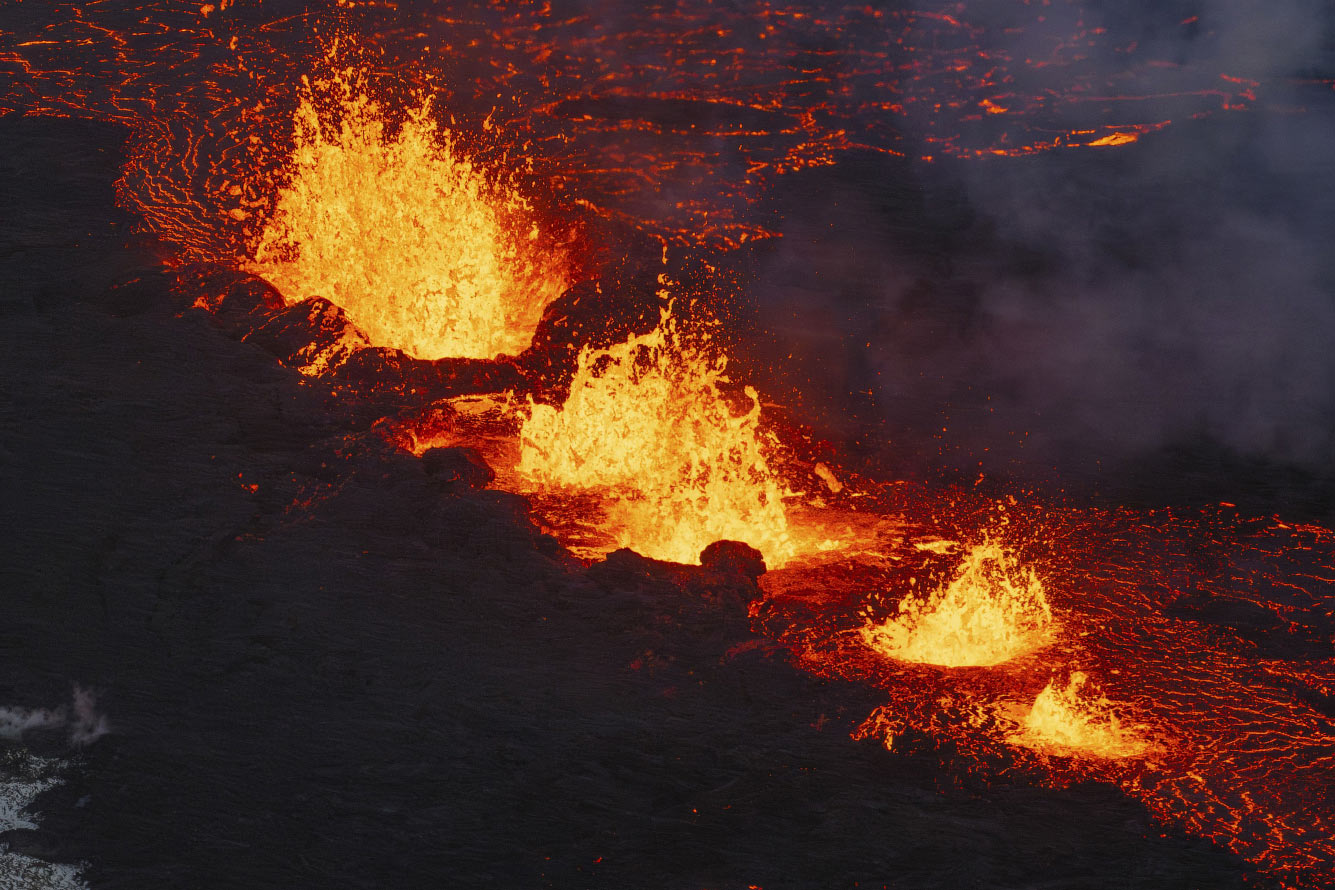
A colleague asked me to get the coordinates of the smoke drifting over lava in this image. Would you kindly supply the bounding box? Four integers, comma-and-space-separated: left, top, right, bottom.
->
749, 0, 1335, 498
3, 2, 1335, 889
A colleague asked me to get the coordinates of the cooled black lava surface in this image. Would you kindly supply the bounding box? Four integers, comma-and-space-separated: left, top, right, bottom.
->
0, 117, 1262, 889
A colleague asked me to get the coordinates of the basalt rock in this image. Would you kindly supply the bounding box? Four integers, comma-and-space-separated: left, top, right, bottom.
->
91, 270, 180, 318
587, 546, 680, 589
177, 265, 288, 336
173, 263, 530, 408
587, 545, 762, 622
242, 296, 368, 372
371, 401, 460, 452
421, 446, 495, 490
330, 347, 525, 402
699, 539, 768, 580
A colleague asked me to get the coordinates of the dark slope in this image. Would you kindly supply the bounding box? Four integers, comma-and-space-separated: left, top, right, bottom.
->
0, 116, 1256, 890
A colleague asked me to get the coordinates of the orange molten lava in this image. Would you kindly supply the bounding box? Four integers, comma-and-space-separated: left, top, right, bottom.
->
249, 68, 568, 360
1086, 131, 1143, 148
1017, 672, 1149, 759
860, 541, 1052, 667
517, 307, 794, 566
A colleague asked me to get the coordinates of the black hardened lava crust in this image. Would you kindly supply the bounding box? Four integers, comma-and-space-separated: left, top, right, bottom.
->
0, 115, 1263, 890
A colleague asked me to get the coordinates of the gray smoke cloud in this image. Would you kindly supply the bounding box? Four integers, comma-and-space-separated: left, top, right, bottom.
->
755, 0, 1335, 488
945, 0, 1335, 467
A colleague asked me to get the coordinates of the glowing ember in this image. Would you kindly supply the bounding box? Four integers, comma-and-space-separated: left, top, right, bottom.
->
517, 307, 794, 566
1017, 672, 1148, 759
248, 67, 568, 360
860, 541, 1052, 667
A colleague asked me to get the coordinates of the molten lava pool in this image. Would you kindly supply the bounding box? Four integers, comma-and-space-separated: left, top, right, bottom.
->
758, 502, 1335, 888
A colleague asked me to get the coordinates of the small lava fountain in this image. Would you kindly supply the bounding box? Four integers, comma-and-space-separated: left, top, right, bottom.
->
517, 306, 794, 566
1017, 671, 1148, 760
248, 67, 568, 360
860, 541, 1053, 667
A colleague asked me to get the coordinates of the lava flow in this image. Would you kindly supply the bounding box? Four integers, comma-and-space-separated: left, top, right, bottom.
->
516, 305, 795, 566
0, 0, 1285, 261
3, 2, 1333, 888
761, 503, 1335, 889
248, 66, 569, 360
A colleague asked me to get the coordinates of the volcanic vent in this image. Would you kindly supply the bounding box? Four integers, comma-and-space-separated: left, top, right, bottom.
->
245, 65, 571, 363
517, 304, 796, 566
3, 3, 1334, 889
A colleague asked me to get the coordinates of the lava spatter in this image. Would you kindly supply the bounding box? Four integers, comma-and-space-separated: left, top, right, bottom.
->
860, 539, 1054, 667
248, 66, 570, 360
516, 306, 795, 566
1016, 671, 1150, 759
762, 505, 1335, 889
3, 3, 1331, 887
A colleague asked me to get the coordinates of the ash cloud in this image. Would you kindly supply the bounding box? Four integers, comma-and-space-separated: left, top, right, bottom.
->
755, 1, 1335, 497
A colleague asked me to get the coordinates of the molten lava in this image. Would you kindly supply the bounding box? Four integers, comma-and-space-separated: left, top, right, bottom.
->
860, 540, 1053, 667
5, 4, 1332, 886
248, 68, 568, 360
1017, 671, 1148, 759
517, 307, 794, 566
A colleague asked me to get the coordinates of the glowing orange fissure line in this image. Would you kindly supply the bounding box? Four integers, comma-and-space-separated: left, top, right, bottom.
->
6, 13, 1324, 882
192, 50, 1283, 820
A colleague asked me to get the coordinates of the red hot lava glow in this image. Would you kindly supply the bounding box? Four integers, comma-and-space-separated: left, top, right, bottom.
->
2, 3, 1332, 888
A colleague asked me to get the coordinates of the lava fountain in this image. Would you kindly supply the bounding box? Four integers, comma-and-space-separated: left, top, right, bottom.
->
860, 541, 1053, 667
248, 67, 569, 360
517, 306, 795, 566
1017, 671, 1149, 759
